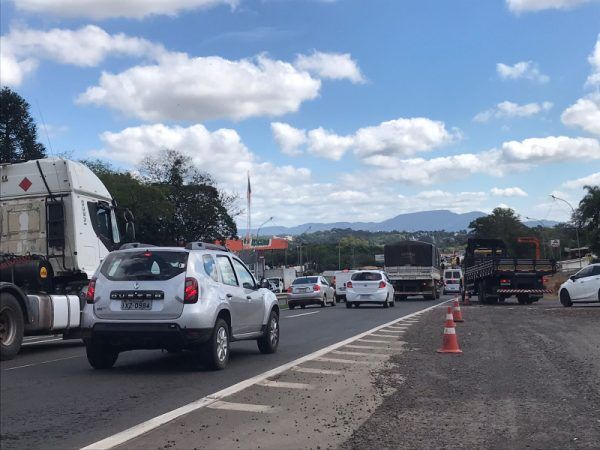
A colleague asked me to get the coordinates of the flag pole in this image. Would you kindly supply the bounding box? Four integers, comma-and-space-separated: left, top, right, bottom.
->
246, 172, 251, 248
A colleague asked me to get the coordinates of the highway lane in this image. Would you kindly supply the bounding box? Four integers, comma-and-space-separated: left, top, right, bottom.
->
0, 296, 453, 450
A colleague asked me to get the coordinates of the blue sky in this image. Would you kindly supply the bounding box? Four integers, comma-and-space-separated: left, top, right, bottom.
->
1, 0, 599, 228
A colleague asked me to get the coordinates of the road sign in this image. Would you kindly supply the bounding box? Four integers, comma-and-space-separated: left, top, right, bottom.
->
374, 254, 385, 262
550, 239, 560, 248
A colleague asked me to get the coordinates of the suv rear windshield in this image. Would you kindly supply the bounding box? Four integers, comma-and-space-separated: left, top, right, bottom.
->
351, 272, 382, 281
293, 276, 319, 285
101, 251, 188, 281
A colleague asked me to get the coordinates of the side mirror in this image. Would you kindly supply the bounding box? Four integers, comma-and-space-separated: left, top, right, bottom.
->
123, 208, 136, 242
260, 279, 270, 289
570, 275, 576, 281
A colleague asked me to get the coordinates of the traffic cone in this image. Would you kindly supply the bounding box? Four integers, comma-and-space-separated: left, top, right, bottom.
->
437, 323, 462, 354
444, 306, 455, 328
452, 299, 464, 323
463, 290, 471, 306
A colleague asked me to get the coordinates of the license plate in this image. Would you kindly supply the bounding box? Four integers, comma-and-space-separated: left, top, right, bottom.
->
303, 288, 311, 293
121, 300, 152, 310
360, 294, 371, 299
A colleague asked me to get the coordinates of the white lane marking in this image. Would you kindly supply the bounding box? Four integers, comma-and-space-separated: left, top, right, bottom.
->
206, 401, 277, 413
22, 338, 64, 346
376, 330, 404, 334
80, 298, 450, 450
315, 356, 371, 364
345, 344, 393, 350
283, 311, 320, 319
292, 367, 341, 375
369, 333, 398, 338
332, 350, 387, 357
386, 325, 409, 329
3, 355, 81, 371
358, 339, 397, 344
258, 380, 313, 390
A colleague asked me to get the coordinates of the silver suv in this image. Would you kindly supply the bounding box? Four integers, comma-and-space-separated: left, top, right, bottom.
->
81, 242, 280, 370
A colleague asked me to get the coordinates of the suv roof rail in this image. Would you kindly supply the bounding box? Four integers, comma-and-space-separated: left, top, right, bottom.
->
120, 242, 156, 250
185, 242, 229, 252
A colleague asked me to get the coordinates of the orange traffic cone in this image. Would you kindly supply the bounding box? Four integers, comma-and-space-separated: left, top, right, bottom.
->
463, 290, 471, 306
438, 309, 462, 354
444, 306, 455, 328
452, 299, 464, 322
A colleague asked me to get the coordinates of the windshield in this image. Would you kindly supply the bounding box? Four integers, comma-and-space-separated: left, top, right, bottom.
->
351, 272, 382, 281
88, 202, 120, 248
101, 251, 188, 281
293, 276, 319, 285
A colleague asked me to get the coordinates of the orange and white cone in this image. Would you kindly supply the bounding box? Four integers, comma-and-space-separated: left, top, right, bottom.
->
463, 290, 471, 306
452, 299, 464, 322
438, 307, 462, 354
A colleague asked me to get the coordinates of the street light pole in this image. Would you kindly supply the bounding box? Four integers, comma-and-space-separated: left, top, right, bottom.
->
550, 195, 582, 267
255, 216, 274, 243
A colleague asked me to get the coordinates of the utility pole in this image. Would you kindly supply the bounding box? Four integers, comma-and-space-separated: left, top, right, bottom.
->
338, 242, 341, 270
550, 195, 582, 268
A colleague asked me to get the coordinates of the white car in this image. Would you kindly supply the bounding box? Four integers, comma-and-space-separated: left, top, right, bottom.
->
443, 269, 463, 295
345, 270, 395, 308
559, 263, 600, 307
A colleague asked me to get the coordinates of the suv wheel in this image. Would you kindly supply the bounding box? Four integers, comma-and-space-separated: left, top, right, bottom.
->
205, 318, 230, 370
321, 295, 327, 307
257, 310, 279, 354
560, 289, 573, 307
85, 341, 119, 369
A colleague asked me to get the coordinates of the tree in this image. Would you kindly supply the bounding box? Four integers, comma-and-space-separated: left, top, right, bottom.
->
468, 207, 529, 255
0, 87, 46, 163
574, 185, 600, 255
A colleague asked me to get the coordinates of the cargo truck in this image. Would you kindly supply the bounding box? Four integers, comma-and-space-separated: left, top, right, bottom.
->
0, 158, 134, 360
384, 241, 441, 300
462, 238, 556, 304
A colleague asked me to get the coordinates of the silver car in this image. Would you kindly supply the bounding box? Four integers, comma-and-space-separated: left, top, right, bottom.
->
287, 276, 335, 309
81, 242, 279, 370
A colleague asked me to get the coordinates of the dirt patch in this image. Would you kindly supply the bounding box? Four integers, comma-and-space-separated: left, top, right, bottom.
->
342, 300, 600, 450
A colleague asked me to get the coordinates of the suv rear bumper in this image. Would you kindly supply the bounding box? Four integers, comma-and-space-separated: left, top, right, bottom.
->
82, 323, 213, 350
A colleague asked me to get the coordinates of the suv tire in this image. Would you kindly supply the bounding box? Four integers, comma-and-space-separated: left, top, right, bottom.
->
0, 292, 24, 361
257, 310, 279, 354
204, 318, 230, 370
86, 341, 119, 369
321, 295, 327, 307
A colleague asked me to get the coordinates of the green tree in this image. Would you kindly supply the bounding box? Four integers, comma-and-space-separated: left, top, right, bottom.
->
574, 185, 600, 255
0, 87, 46, 163
468, 207, 529, 255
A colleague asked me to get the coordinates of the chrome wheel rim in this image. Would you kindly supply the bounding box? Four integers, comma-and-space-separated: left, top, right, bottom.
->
0, 307, 16, 346
216, 326, 228, 362
269, 317, 279, 347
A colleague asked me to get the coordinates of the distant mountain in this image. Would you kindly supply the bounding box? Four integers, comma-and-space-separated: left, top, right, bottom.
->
241, 210, 487, 236
523, 219, 560, 228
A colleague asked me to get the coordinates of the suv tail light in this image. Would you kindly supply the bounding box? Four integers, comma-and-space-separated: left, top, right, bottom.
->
379, 281, 386, 289
184, 277, 199, 304
286, 287, 292, 293
313, 284, 321, 291
346, 281, 353, 289
86, 278, 97, 304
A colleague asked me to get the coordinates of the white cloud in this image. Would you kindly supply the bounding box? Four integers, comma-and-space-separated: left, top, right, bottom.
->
561, 172, 600, 189
491, 187, 528, 197
586, 34, 600, 87
271, 122, 307, 156
561, 93, 600, 136
10, 0, 237, 19
474, 101, 553, 122
294, 51, 365, 84
496, 61, 550, 83
500, 136, 600, 163
79, 53, 322, 121
506, 0, 597, 13
0, 25, 163, 86
271, 118, 458, 161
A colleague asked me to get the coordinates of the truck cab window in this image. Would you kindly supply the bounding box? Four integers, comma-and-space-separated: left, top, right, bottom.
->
88, 202, 120, 250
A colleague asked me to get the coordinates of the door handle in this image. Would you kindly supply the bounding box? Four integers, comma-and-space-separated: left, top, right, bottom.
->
246, 296, 252, 300
226, 294, 233, 299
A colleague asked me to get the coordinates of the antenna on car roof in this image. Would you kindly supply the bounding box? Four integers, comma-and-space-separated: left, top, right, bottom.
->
184, 242, 229, 252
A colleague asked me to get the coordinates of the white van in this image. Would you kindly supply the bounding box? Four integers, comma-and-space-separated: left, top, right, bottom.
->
443, 269, 463, 295
333, 270, 357, 302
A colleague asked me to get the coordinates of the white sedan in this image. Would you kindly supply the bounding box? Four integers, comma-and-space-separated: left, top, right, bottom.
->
346, 270, 395, 308
559, 263, 600, 307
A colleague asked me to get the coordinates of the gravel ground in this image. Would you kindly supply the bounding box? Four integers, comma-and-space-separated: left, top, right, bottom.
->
342, 299, 600, 450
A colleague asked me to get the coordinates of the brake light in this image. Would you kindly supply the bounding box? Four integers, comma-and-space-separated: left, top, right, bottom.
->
500, 279, 510, 284
379, 281, 386, 289
184, 277, 199, 304
143, 252, 152, 257
313, 285, 321, 291
346, 281, 353, 289
86, 278, 97, 304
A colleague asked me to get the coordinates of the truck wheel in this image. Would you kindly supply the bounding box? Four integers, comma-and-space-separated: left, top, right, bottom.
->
85, 341, 119, 369
0, 292, 24, 361
559, 290, 572, 307
257, 310, 279, 354
517, 295, 528, 305
479, 282, 487, 304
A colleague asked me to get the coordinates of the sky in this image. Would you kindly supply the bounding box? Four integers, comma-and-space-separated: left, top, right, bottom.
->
1, 0, 599, 230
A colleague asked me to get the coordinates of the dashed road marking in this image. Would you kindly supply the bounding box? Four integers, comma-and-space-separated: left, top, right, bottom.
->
315, 356, 371, 364
332, 350, 387, 357
357, 339, 396, 344
369, 333, 398, 338
345, 344, 393, 350
283, 311, 320, 319
292, 367, 341, 375
206, 401, 277, 413
3, 355, 81, 371
376, 330, 404, 334
257, 380, 313, 390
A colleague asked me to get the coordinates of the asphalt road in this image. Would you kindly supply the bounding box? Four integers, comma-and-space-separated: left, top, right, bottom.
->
0, 296, 451, 450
